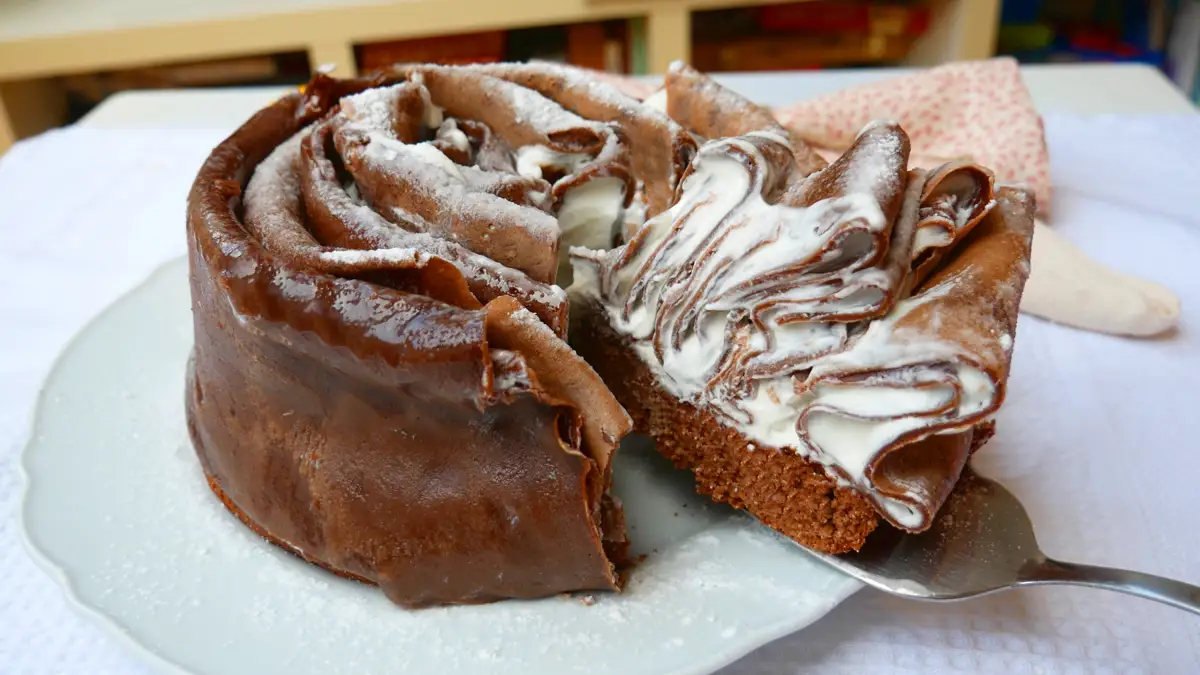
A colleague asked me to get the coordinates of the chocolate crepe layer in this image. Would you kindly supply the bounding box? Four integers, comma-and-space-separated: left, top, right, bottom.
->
186, 71, 637, 608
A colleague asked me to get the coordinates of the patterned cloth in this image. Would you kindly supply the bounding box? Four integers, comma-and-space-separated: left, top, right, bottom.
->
776, 58, 1052, 214
614, 58, 1053, 215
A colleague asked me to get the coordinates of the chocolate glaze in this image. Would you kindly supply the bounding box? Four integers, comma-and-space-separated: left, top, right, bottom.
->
186, 80, 630, 608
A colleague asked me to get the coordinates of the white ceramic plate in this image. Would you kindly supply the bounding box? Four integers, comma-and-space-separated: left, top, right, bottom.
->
20, 259, 860, 675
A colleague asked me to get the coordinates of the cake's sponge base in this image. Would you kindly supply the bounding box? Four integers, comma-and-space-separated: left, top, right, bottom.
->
574, 311, 880, 553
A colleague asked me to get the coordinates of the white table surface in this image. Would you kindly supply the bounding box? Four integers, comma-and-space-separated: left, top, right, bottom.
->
4, 65, 1199, 675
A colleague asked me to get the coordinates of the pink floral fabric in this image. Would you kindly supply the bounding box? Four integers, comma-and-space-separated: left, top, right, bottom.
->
614, 58, 1052, 214
774, 58, 1051, 214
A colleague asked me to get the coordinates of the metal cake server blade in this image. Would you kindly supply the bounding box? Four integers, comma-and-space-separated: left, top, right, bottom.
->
802, 467, 1200, 615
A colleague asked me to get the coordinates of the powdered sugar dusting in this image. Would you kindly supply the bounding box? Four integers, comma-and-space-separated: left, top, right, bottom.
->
494, 76, 608, 139
471, 60, 673, 125
490, 349, 534, 392
319, 247, 431, 266
508, 305, 553, 333
843, 121, 906, 197
359, 133, 561, 246
244, 130, 306, 242
342, 84, 409, 133
273, 267, 319, 302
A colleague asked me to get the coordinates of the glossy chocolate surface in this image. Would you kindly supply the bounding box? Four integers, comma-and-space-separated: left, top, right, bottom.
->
185, 79, 628, 608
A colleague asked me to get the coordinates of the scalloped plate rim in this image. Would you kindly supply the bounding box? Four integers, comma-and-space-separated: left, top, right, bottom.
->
19, 256, 861, 675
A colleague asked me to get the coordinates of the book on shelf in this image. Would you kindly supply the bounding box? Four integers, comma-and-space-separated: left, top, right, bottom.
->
693, 31, 913, 72
756, 1, 930, 36
691, 1, 927, 72
357, 31, 507, 72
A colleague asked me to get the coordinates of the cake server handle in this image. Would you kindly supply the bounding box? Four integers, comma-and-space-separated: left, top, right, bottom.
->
1017, 557, 1200, 615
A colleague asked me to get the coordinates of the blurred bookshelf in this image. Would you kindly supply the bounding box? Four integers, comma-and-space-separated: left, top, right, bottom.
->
58, 52, 313, 122
0, 0, 1034, 152
355, 20, 633, 73
994, 0, 1200, 103
692, 2, 932, 71
349, 2, 939, 77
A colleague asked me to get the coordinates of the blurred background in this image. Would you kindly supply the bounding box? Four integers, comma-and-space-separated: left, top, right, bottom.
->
1, 0, 1197, 152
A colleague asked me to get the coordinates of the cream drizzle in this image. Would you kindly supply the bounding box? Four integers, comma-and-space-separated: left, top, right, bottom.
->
572, 125, 999, 530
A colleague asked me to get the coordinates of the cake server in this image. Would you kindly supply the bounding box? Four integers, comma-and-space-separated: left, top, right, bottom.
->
802, 467, 1200, 615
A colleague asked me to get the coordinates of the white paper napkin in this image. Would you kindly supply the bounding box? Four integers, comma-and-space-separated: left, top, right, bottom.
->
1, 117, 1198, 674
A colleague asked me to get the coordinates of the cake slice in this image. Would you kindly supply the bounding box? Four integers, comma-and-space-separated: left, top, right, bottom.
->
570, 64, 1034, 553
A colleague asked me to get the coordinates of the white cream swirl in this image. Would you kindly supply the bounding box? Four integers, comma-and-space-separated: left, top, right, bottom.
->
573, 122, 1011, 530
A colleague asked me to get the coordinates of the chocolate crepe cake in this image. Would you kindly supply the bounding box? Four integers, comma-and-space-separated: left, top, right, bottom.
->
184, 67, 666, 607
186, 61, 1033, 607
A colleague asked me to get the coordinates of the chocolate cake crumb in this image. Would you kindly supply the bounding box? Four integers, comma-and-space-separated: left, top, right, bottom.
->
574, 305, 879, 554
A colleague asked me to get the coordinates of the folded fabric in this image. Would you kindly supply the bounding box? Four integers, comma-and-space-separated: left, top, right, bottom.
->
1023, 219, 1180, 336
774, 58, 1052, 217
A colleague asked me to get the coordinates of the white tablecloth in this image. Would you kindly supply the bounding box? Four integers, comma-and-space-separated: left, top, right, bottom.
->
1, 116, 1199, 674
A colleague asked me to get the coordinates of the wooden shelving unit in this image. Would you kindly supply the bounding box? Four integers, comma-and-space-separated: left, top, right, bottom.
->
0, 0, 1000, 153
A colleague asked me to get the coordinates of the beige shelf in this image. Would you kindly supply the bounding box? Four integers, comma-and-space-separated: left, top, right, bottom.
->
0, 0, 999, 153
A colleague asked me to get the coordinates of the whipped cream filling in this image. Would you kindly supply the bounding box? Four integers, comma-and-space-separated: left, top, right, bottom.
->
584, 131, 891, 370
516, 145, 627, 284
557, 177, 625, 251
435, 119, 471, 154
754, 283, 993, 528
572, 128, 998, 529
911, 224, 953, 254
641, 88, 668, 114
621, 185, 648, 241
913, 168, 995, 260
515, 145, 591, 179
